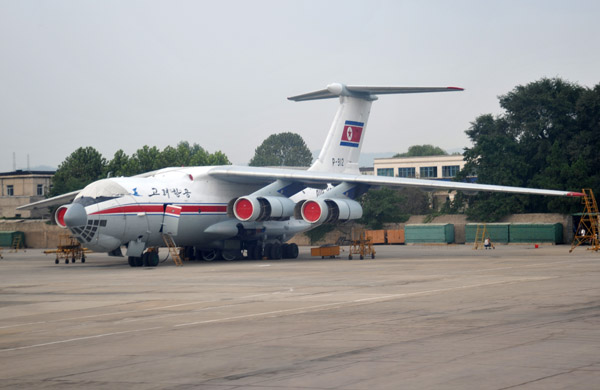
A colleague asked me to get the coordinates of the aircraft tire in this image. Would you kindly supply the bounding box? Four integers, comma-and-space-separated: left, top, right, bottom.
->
270, 243, 283, 260
222, 251, 238, 261
288, 243, 299, 259
252, 245, 263, 260
264, 244, 273, 259
201, 250, 219, 261
146, 252, 159, 267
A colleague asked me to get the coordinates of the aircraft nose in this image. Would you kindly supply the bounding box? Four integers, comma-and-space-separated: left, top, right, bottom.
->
64, 203, 88, 227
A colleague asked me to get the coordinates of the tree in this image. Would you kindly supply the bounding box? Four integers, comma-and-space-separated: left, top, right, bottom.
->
457, 77, 599, 221
50, 147, 106, 196
249, 132, 313, 167
358, 187, 410, 229
104, 149, 133, 177
394, 144, 448, 158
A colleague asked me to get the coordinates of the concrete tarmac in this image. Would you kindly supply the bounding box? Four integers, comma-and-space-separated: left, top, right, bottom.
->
0, 245, 599, 389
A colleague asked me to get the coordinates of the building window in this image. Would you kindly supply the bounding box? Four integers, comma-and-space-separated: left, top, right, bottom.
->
442, 165, 460, 178
420, 166, 437, 178
398, 167, 416, 178
6, 185, 14, 196
377, 168, 394, 177
37, 184, 44, 196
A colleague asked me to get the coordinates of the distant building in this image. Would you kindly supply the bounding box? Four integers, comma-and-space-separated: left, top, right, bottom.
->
0, 170, 55, 218
373, 155, 472, 208
359, 167, 374, 175
373, 155, 467, 179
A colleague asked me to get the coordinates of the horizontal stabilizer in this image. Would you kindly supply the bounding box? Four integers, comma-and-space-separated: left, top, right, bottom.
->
288, 83, 464, 101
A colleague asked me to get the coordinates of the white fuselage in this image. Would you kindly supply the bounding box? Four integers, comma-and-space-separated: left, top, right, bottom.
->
70, 166, 313, 254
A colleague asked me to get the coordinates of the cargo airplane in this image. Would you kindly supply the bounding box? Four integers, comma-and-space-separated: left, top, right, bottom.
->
19, 83, 583, 266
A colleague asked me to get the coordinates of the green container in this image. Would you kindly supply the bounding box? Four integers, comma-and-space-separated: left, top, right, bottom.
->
405, 224, 455, 244
0, 231, 26, 248
509, 223, 563, 244
465, 223, 510, 244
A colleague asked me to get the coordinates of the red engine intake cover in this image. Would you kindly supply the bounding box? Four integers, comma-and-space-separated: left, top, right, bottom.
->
302, 200, 322, 223
234, 198, 254, 221
55, 206, 69, 228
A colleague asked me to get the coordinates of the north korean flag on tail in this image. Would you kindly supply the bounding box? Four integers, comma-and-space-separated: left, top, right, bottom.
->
339, 120, 364, 148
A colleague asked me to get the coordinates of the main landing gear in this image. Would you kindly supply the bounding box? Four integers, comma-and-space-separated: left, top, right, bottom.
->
128, 249, 160, 267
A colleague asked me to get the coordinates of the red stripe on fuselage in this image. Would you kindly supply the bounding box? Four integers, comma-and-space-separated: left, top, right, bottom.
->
90, 204, 227, 216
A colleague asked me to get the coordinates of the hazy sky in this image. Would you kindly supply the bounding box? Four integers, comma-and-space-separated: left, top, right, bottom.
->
1, 0, 599, 172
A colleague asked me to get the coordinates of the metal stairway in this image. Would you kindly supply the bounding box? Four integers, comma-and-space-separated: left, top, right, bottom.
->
162, 234, 183, 266
570, 189, 599, 253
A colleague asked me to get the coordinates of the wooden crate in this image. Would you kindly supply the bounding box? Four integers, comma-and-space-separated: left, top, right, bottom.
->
311, 245, 340, 258
365, 230, 386, 244
386, 229, 405, 244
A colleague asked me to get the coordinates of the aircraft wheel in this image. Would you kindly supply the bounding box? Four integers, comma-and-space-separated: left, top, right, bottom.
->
81, 255, 86, 263
128, 257, 135, 267
371, 253, 375, 259
360, 255, 364, 260
288, 243, 299, 259
201, 250, 219, 261
252, 245, 263, 260
222, 251, 238, 261
348, 255, 352, 260
264, 244, 273, 259
270, 243, 282, 260
55, 259, 59, 264
146, 252, 159, 267
65, 259, 69, 264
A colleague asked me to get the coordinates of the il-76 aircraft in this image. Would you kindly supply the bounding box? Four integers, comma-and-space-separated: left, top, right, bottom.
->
20, 83, 583, 266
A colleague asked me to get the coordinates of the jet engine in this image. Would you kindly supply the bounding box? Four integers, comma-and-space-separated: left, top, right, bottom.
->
231, 196, 295, 222
297, 198, 362, 224
54, 205, 71, 228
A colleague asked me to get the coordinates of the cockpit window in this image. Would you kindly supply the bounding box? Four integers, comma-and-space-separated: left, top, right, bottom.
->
74, 179, 128, 206
74, 196, 120, 207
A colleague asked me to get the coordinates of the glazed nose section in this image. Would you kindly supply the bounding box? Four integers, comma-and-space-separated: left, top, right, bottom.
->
64, 203, 88, 227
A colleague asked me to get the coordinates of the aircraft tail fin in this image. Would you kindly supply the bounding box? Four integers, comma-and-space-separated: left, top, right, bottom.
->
288, 83, 463, 175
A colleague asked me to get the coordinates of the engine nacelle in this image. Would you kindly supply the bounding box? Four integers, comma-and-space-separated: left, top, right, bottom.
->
54, 205, 71, 228
299, 198, 363, 224
232, 196, 295, 222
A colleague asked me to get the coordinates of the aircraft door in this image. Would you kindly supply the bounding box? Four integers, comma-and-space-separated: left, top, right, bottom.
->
162, 204, 182, 236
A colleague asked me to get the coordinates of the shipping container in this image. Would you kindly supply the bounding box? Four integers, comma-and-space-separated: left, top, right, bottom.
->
365, 230, 386, 244
509, 223, 563, 244
465, 223, 510, 244
405, 224, 454, 244
0, 231, 26, 248
386, 229, 405, 244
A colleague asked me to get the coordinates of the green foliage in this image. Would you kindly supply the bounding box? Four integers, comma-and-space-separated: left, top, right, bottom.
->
50, 147, 106, 196
249, 132, 313, 167
51, 142, 231, 196
358, 187, 411, 229
457, 77, 600, 221
394, 144, 448, 158
304, 224, 336, 245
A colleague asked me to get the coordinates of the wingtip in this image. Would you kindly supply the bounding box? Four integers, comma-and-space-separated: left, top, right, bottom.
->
567, 192, 585, 197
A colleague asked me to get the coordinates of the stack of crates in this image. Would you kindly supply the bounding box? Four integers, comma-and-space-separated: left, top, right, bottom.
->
0, 231, 26, 249
405, 224, 454, 244
509, 223, 563, 244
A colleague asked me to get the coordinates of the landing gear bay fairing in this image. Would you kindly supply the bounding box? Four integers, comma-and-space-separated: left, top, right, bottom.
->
20, 83, 583, 266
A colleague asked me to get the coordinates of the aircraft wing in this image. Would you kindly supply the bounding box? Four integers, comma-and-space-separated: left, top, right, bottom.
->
16, 190, 81, 211
207, 166, 584, 197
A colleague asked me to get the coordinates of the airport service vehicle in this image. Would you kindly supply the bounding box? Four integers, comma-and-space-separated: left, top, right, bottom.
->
19, 83, 583, 266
